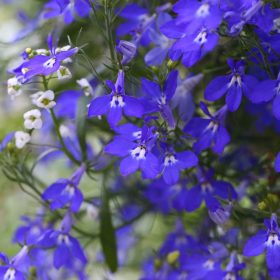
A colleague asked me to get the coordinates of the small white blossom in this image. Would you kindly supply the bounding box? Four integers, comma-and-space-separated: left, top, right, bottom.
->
77, 78, 93, 96
7, 77, 22, 99
23, 109, 42, 130
57, 66, 72, 80
34, 90, 56, 109
15, 131, 31, 149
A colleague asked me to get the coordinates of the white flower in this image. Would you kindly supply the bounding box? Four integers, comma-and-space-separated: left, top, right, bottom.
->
57, 66, 72, 80
77, 78, 93, 96
34, 90, 56, 109
15, 131, 31, 149
7, 77, 22, 99
23, 109, 42, 130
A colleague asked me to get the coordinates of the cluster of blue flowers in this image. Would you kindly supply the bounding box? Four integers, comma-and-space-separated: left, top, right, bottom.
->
1, 0, 280, 279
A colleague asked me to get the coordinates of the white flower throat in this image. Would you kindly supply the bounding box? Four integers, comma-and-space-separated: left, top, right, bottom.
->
110, 95, 125, 108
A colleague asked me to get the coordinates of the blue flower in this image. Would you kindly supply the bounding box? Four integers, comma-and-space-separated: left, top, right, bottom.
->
0, 246, 29, 280
248, 72, 280, 120
39, 212, 87, 269
161, 148, 198, 185
42, 164, 85, 212
243, 213, 280, 276
142, 70, 178, 128
184, 102, 230, 155
184, 168, 237, 212
88, 70, 143, 127
204, 59, 258, 112
43, 0, 91, 24
13, 35, 77, 82
105, 125, 160, 179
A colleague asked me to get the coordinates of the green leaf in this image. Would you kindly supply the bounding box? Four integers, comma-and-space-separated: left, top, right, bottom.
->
99, 188, 118, 272
76, 96, 89, 161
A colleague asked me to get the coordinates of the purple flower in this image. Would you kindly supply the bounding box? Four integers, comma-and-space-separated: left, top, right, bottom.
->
184, 102, 230, 155
142, 70, 178, 128
204, 59, 258, 112
116, 40, 137, 65
104, 125, 160, 179
13, 34, 77, 82
161, 148, 198, 185
42, 165, 85, 212
39, 213, 87, 269
243, 213, 280, 276
0, 246, 29, 280
248, 72, 280, 120
43, 0, 91, 24
184, 168, 237, 212
88, 70, 143, 127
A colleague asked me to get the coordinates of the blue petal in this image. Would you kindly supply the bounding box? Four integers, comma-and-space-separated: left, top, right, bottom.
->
54, 243, 71, 269
275, 152, 280, 173
226, 84, 242, 112
107, 107, 123, 127
164, 70, 178, 101
267, 245, 280, 270
243, 230, 267, 256
163, 165, 179, 185
185, 186, 202, 212
273, 95, 280, 120
42, 180, 68, 200
184, 117, 211, 137
70, 189, 84, 212
140, 153, 160, 179
247, 79, 275, 103
123, 96, 143, 118
204, 75, 229, 101
120, 156, 139, 176
104, 136, 134, 157
213, 125, 230, 155
176, 151, 198, 169
88, 95, 111, 117
142, 78, 162, 99
69, 236, 87, 264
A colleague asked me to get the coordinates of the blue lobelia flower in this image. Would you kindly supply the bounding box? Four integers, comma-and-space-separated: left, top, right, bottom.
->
43, 0, 91, 24
184, 168, 237, 212
13, 34, 78, 83
142, 70, 178, 128
171, 73, 203, 123
144, 13, 174, 66
204, 59, 258, 112
88, 70, 143, 127
184, 102, 230, 155
166, 26, 219, 68
104, 125, 160, 179
160, 146, 198, 185
0, 246, 30, 280
243, 213, 280, 277
42, 164, 85, 212
39, 212, 87, 270
116, 3, 156, 46
248, 72, 280, 120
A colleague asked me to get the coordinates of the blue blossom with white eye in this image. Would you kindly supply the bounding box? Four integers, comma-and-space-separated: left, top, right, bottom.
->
39, 212, 87, 270
88, 70, 143, 127
0, 246, 29, 280
13, 34, 77, 83
43, 0, 91, 24
142, 70, 178, 128
184, 102, 230, 155
243, 214, 280, 277
105, 125, 160, 179
204, 59, 258, 112
42, 164, 85, 212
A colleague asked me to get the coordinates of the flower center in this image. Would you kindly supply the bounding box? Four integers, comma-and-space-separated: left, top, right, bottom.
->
224, 272, 236, 280
196, 3, 210, 18
58, 234, 71, 246
4, 268, 16, 280
229, 75, 242, 88
266, 233, 280, 247
201, 182, 213, 193
194, 31, 208, 45
131, 145, 147, 160
43, 57, 56, 69
110, 95, 125, 108
203, 259, 214, 270
164, 154, 177, 166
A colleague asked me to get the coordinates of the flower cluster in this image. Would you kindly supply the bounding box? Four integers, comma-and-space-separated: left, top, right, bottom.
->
0, 0, 280, 279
